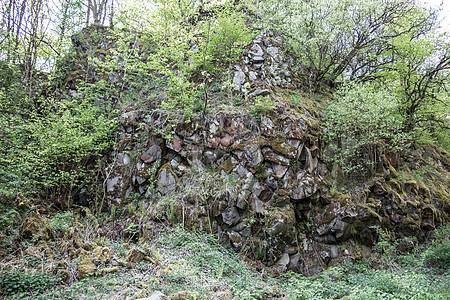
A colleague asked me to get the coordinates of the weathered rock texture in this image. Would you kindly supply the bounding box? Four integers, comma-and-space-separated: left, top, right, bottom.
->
106, 103, 450, 275
68, 26, 450, 276
232, 30, 294, 94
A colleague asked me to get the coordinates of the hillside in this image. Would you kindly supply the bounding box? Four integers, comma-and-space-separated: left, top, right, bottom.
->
0, 0, 449, 299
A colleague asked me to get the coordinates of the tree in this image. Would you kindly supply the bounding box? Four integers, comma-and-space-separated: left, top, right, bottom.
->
84, 0, 114, 27
324, 82, 407, 178
260, 0, 438, 89
384, 32, 450, 132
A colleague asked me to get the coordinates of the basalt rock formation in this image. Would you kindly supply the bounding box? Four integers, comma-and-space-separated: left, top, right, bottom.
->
67, 27, 450, 276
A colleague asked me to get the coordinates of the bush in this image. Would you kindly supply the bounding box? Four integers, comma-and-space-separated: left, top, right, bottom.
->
1, 96, 117, 201
423, 225, 450, 271
0, 269, 59, 295
324, 82, 408, 178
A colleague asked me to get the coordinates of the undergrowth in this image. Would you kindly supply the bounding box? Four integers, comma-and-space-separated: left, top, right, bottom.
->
1, 218, 448, 299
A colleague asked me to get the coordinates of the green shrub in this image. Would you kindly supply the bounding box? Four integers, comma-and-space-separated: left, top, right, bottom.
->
0, 269, 59, 295
6, 96, 117, 201
48, 211, 75, 238
423, 225, 450, 271
423, 242, 450, 270
249, 96, 275, 120
324, 82, 408, 178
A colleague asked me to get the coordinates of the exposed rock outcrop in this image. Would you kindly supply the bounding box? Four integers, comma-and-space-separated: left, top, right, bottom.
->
68, 26, 450, 276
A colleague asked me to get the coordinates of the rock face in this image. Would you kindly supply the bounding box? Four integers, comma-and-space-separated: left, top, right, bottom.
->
81, 27, 449, 276
107, 103, 450, 275
232, 30, 294, 95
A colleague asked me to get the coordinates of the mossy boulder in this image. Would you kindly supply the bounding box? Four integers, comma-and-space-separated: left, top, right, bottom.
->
92, 247, 112, 264
77, 258, 97, 280
21, 212, 53, 240
126, 248, 146, 263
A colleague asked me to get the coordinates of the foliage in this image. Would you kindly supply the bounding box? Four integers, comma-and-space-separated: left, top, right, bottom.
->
203, 6, 254, 71
0, 208, 19, 231
324, 82, 408, 177
0, 90, 117, 200
0, 269, 60, 296
381, 31, 450, 133
423, 225, 450, 271
47, 211, 75, 238
28, 99, 115, 200
280, 262, 449, 300
0, 220, 447, 300
260, 0, 438, 87
248, 95, 275, 120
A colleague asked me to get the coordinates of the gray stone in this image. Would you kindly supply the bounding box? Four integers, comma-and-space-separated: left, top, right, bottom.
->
241, 172, 255, 192
269, 64, 279, 75
286, 247, 298, 255
288, 253, 301, 272
169, 157, 181, 169
249, 71, 257, 81
246, 143, 263, 168
249, 43, 264, 56
136, 175, 146, 185
290, 176, 320, 200
249, 89, 270, 97
233, 66, 246, 90
267, 46, 280, 59
233, 164, 248, 178
209, 122, 218, 134
156, 167, 176, 195
106, 174, 124, 204
262, 148, 290, 165
261, 115, 274, 133
138, 185, 147, 194
141, 145, 161, 163
320, 251, 331, 265
121, 153, 131, 165
228, 231, 243, 248
136, 291, 165, 300
204, 151, 218, 164
273, 164, 288, 178
250, 194, 265, 213
252, 182, 264, 198
232, 221, 247, 232
222, 206, 240, 226
275, 253, 290, 273
334, 219, 352, 240
330, 245, 340, 258
253, 63, 263, 69
236, 194, 248, 210
252, 55, 265, 63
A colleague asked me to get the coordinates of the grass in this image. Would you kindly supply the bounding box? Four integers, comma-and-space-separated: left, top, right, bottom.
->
1, 212, 449, 299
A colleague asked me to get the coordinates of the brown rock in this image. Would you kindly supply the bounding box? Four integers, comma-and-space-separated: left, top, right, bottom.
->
211, 290, 233, 300
21, 212, 53, 240
164, 291, 197, 300
93, 247, 112, 264
141, 145, 162, 163
167, 137, 182, 152
126, 248, 146, 263
99, 267, 119, 275
25, 246, 43, 259
220, 134, 233, 147
78, 258, 96, 280
57, 269, 72, 284
273, 164, 288, 178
